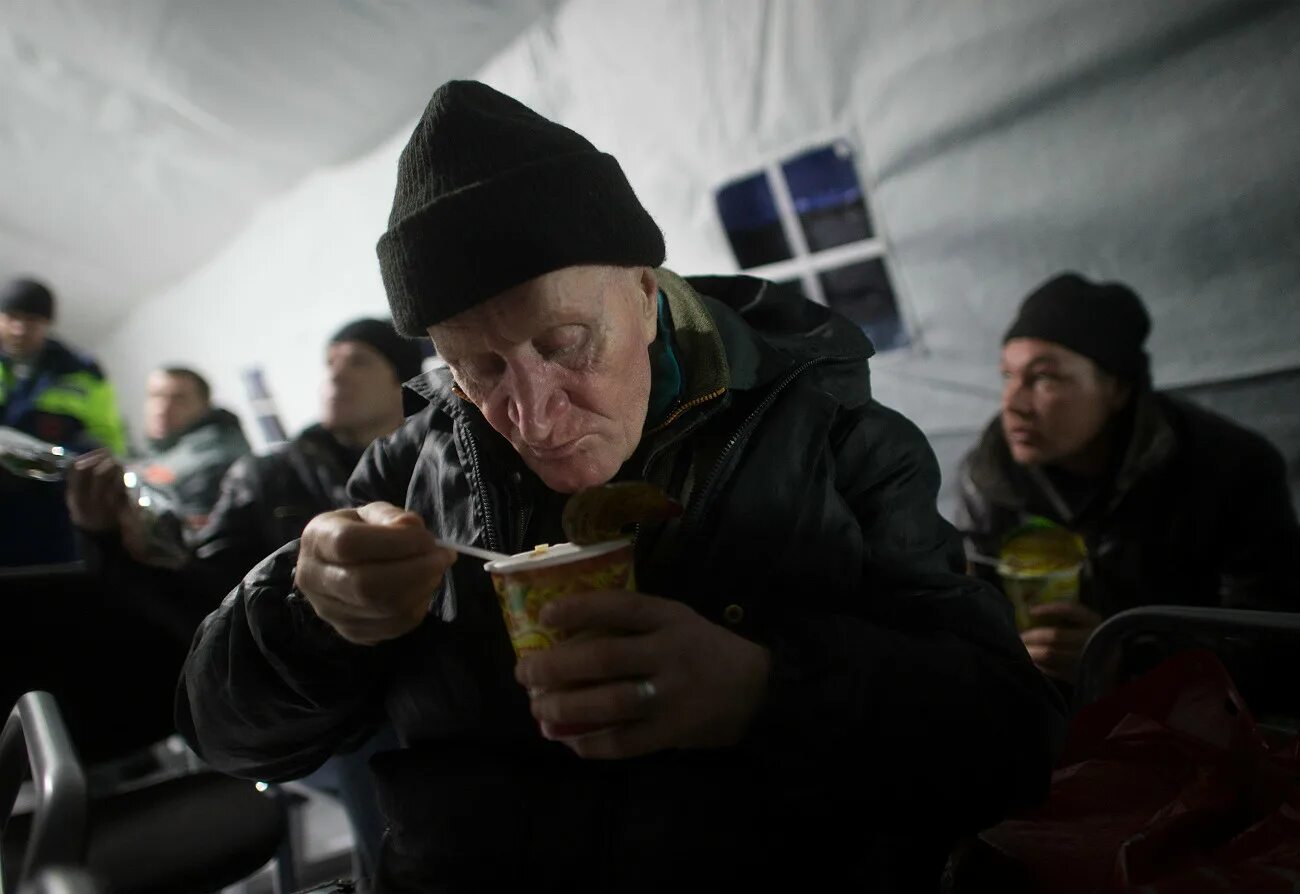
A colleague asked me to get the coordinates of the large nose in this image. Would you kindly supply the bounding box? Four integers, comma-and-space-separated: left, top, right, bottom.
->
1002, 376, 1033, 417
506, 364, 569, 444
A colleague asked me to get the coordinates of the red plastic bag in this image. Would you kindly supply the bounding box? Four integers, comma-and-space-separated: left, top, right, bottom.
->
978, 651, 1300, 893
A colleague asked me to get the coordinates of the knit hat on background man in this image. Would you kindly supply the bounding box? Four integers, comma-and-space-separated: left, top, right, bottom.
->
377, 80, 666, 336
0, 278, 55, 321
329, 318, 424, 385
1003, 272, 1152, 383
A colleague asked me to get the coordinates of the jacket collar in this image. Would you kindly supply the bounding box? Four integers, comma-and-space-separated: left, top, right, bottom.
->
402, 268, 877, 422
147, 406, 244, 453
968, 389, 1178, 515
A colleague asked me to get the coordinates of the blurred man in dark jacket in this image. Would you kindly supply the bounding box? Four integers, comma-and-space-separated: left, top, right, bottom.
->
191, 318, 424, 597
178, 81, 1064, 893
135, 366, 250, 534
957, 273, 1300, 686
1, 277, 126, 565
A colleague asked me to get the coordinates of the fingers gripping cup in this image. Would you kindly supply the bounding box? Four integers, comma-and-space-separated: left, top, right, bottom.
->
997, 521, 1087, 631
486, 540, 635, 738
484, 539, 636, 657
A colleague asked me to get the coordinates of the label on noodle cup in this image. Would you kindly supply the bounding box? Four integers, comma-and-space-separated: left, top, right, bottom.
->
487, 539, 636, 739
997, 521, 1087, 631
485, 539, 635, 658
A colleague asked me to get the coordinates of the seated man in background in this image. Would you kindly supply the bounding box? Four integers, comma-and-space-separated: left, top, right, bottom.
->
67, 316, 422, 880
136, 366, 250, 534
190, 318, 424, 588
957, 272, 1300, 686
1, 276, 126, 565
178, 80, 1064, 892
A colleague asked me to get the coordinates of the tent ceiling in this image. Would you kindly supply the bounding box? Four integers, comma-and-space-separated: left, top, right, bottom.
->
0, 0, 558, 347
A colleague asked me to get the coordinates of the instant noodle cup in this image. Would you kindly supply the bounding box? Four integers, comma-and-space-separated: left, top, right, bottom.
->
997, 522, 1086, 631
485, 539, 635, 656
486, 539, 635, 738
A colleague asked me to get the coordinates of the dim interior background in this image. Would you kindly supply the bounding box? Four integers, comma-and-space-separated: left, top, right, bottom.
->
2, 0, 1297, 519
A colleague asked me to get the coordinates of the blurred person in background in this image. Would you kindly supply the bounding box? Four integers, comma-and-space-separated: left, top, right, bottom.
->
66, 316, 423, 880
190, 318, 424, 586
135, 366, 250, 533
1, 276, 126, 565
957, 272, 1300, 688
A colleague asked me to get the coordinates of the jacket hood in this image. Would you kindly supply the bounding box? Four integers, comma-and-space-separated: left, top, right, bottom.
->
964, 390, 1177, 516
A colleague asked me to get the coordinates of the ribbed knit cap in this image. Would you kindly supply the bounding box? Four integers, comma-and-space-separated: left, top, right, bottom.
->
377, 80, 665, 335
1004, 272, 1151, 383
0, 278, 55, 321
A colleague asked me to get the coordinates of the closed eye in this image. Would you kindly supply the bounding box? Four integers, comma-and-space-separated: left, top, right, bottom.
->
535, 325, 590, 360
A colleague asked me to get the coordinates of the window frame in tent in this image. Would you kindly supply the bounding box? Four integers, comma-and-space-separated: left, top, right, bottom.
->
713, 138, 923, 356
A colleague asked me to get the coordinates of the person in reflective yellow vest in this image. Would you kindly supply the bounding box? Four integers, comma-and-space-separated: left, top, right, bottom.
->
1, 277, 127, 564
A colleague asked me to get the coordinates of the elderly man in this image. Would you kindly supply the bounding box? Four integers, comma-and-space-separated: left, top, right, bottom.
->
179, 81, 1063, 892
958, 273, 1300, 686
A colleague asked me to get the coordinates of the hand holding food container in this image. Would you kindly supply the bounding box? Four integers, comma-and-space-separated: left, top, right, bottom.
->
488, 482, 771, 756
996, 519, 1102, 682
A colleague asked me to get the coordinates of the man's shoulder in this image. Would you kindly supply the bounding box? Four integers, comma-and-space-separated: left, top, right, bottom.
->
40, 338, 106, 380
1158, 392, 1283, 466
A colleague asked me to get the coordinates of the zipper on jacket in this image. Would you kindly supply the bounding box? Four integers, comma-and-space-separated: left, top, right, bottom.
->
684, 355, 851, 532
514, 489, 534, 553
645, 387, 726, 437
461, 425, 502, 553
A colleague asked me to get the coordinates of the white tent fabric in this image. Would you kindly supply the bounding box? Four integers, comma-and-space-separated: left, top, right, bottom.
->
13, 0, 1297, 514
0, 0, 559, 347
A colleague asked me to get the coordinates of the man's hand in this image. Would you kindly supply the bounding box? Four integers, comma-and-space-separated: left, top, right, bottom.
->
1021, 602, 1103, 683
66, 449, 128, 533
515, 591, 771, 759
294, 501, 456, 646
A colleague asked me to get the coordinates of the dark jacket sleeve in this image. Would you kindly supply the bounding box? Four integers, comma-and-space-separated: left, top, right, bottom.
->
190, 454, 286, 599
175, 427, 421, 781
1217, 435, 1300, 611
748, 402, 1066, 833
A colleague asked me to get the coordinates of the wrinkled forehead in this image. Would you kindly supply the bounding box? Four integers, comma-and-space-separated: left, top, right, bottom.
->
429, 265, 627, 356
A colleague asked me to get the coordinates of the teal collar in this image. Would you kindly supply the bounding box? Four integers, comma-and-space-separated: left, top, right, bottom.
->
645, 291, 683, 428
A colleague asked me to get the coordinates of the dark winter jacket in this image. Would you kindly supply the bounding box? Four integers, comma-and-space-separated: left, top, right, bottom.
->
178, 271, 1065, 892
956, 391, 1300, 620
191, 423, 362, 593
136, 408, 251, 529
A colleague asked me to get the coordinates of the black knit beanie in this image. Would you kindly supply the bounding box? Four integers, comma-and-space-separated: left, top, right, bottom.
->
1004, 272, 1151, 383
1, 278, 55, 321
377, 80, 666, 336
329, 318, 424, 385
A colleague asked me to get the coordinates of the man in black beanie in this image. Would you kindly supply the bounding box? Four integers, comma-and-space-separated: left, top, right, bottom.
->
179, 81, 1064, 892
958, 272, 1300, 687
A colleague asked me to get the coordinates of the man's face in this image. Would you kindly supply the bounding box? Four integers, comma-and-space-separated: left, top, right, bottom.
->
144, 371, 209, 441
321, 340, 402, 432
1000, 338, 1129, 467
429, 265, 659, 494
0, 311, 51, 361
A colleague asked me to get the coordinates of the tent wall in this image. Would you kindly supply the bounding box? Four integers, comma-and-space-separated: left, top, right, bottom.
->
97, 0, 1300, 515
